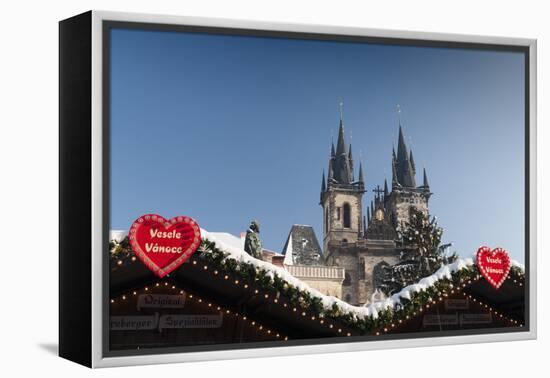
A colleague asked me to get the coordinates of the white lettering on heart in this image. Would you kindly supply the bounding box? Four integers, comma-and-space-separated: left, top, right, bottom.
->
149, 228, 182, 239
145, 243, 183, 254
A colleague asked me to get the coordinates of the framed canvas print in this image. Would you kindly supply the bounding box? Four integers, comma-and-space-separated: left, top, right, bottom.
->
59, 10, 537, 368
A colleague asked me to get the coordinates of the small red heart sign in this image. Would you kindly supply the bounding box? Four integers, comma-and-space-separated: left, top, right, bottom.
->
476, 246, 511, 289
129, 214, 201, 278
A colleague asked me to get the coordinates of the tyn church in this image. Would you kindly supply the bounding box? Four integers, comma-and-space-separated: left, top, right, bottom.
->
318, 112, 432, 305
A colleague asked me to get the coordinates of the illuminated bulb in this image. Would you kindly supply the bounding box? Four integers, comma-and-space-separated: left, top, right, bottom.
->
192, 260, 197, 265
203, 265, 208, 270
214, 270, 218, 275
347, 333, 351, 337
156, 283, 160, 287
234, 280, 239, 285
301, 312, 306, 316
110, 299, 114, 303
224, 275, 229, 280
329, 324, 333, 329
145, 287, 148, 291
122, 295, 126, 300
117, 260, 123, 266
244, 284, 248, 289
254, 290, 259, 294
264, 294, 269, 299
133, 291, 137, 295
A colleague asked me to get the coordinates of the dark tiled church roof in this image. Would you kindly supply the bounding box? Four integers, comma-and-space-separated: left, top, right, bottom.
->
282, 225, 323, 265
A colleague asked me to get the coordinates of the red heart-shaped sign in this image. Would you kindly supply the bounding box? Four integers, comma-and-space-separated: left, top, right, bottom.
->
129, 214, 201, 278
476, 246, 511, 289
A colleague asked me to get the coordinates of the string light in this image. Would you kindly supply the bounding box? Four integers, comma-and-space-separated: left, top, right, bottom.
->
111, 246, 525, 338
120, 254, 529, 338
182, 258, 355, 335
110, 280, 288, 341
463, 292, 522, 326
378, 283, 524, 335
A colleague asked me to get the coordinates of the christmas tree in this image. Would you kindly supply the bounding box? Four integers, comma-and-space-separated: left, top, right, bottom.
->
380, 207, 457, 295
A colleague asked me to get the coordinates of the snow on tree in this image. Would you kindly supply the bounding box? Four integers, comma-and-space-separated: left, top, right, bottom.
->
379, 207, 457, 295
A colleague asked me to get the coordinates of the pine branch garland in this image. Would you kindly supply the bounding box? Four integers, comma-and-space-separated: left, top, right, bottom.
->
109, 235, 524, 334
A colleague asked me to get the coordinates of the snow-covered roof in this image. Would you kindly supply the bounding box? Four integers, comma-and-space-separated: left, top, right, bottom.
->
201, 229, 378, 318
110, 228, 525, 324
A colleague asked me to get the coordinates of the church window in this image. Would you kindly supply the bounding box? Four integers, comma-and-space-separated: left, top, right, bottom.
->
336, 207, 341, 220
343, 202, 351, 228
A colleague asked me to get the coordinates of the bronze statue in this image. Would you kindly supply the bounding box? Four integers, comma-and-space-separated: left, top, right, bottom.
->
244, 220, 262, 259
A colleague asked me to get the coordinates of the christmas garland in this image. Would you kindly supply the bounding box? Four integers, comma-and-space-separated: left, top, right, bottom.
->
110, 236, 525, 335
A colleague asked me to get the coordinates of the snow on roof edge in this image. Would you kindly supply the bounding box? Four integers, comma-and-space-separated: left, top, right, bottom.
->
201, 229, 376, 319
109, 228, 525, 321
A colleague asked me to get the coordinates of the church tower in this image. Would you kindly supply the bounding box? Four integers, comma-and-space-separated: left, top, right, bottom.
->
386, 124, 432, 229
319, 104, 365, 256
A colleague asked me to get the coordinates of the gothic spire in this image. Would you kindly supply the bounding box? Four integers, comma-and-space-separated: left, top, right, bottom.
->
384, 179, 389, 197
358, 161, 364, 184
348, 144, 354, 180
336, 119, 347, 157
394, 125, 416, 188
423, 167, 430, 189
392, 159, 399, 188
367, 207, 371, 223
331, 141, 335, 157
397, 125, 408, 162
321, 170, 326, 192
329, 104, 354, 184
409, 150, 416, 174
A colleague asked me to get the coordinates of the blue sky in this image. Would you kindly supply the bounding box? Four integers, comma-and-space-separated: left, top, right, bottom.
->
109, 28, 526, 262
